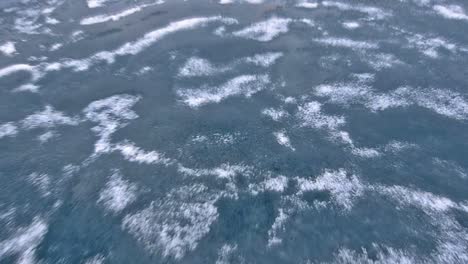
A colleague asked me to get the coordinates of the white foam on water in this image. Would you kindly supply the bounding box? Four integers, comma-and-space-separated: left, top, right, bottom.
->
178, 52, 282, 77
83, 94, 141, 154
178, 163, 251, 179
177, 74, 270, 107
3, 16, 237, 91
80, 3, 155, 25
433, 5, 468, 20
297, 169, 364, 211
365, 53, 403, 70
0, 42, 16, 56
0, 123, 18, 139
351, 147, 381, 158
433, 158, 467, 179
45, 17, 60, 25
406, 33, 458, 58
87, 0, 110, 8
0, 64, 41, 82
273, 131, 295, 151
37, 130, 56, 143
233, 17, 292, 42
267, 208, 288, 247
0, 218, 48, 263
249, 175, 288, 196
122, 184, 219, 259
383, 140, 417, 153
49, 43, 62, 52
295, 1, 318, 9
216, 244, 238, 264
113, 142, 171, 165
178, 57, 230, 77
314, 37, 379, 49
330, 246, 416, 264
21, 105, 79, 130
219, 0, 264, 4
342, 21, 360, 29
322, 1, 391, 20
262, 108, 288, 121
369, 184, 468, 263
98, 170, 137, 213
376, 185, 458, 213
14, 84, 40, 93
84, 254, 105, 264
315, 81, 468, 120
136, 66, 152, 75
243, 52, 283, 67
297, 101, 346, 131
27, 172, 51, 197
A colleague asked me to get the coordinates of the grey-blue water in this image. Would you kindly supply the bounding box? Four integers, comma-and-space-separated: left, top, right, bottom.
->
1, 0, 468, 263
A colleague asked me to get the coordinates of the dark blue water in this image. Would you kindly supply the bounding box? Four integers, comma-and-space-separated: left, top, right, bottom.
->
1, 0, 468, 263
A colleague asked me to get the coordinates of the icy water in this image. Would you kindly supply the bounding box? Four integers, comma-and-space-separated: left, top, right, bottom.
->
1, 0, 468, 263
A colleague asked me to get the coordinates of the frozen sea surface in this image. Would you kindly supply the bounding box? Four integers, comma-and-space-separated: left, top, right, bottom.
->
1, 0, 468, 263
